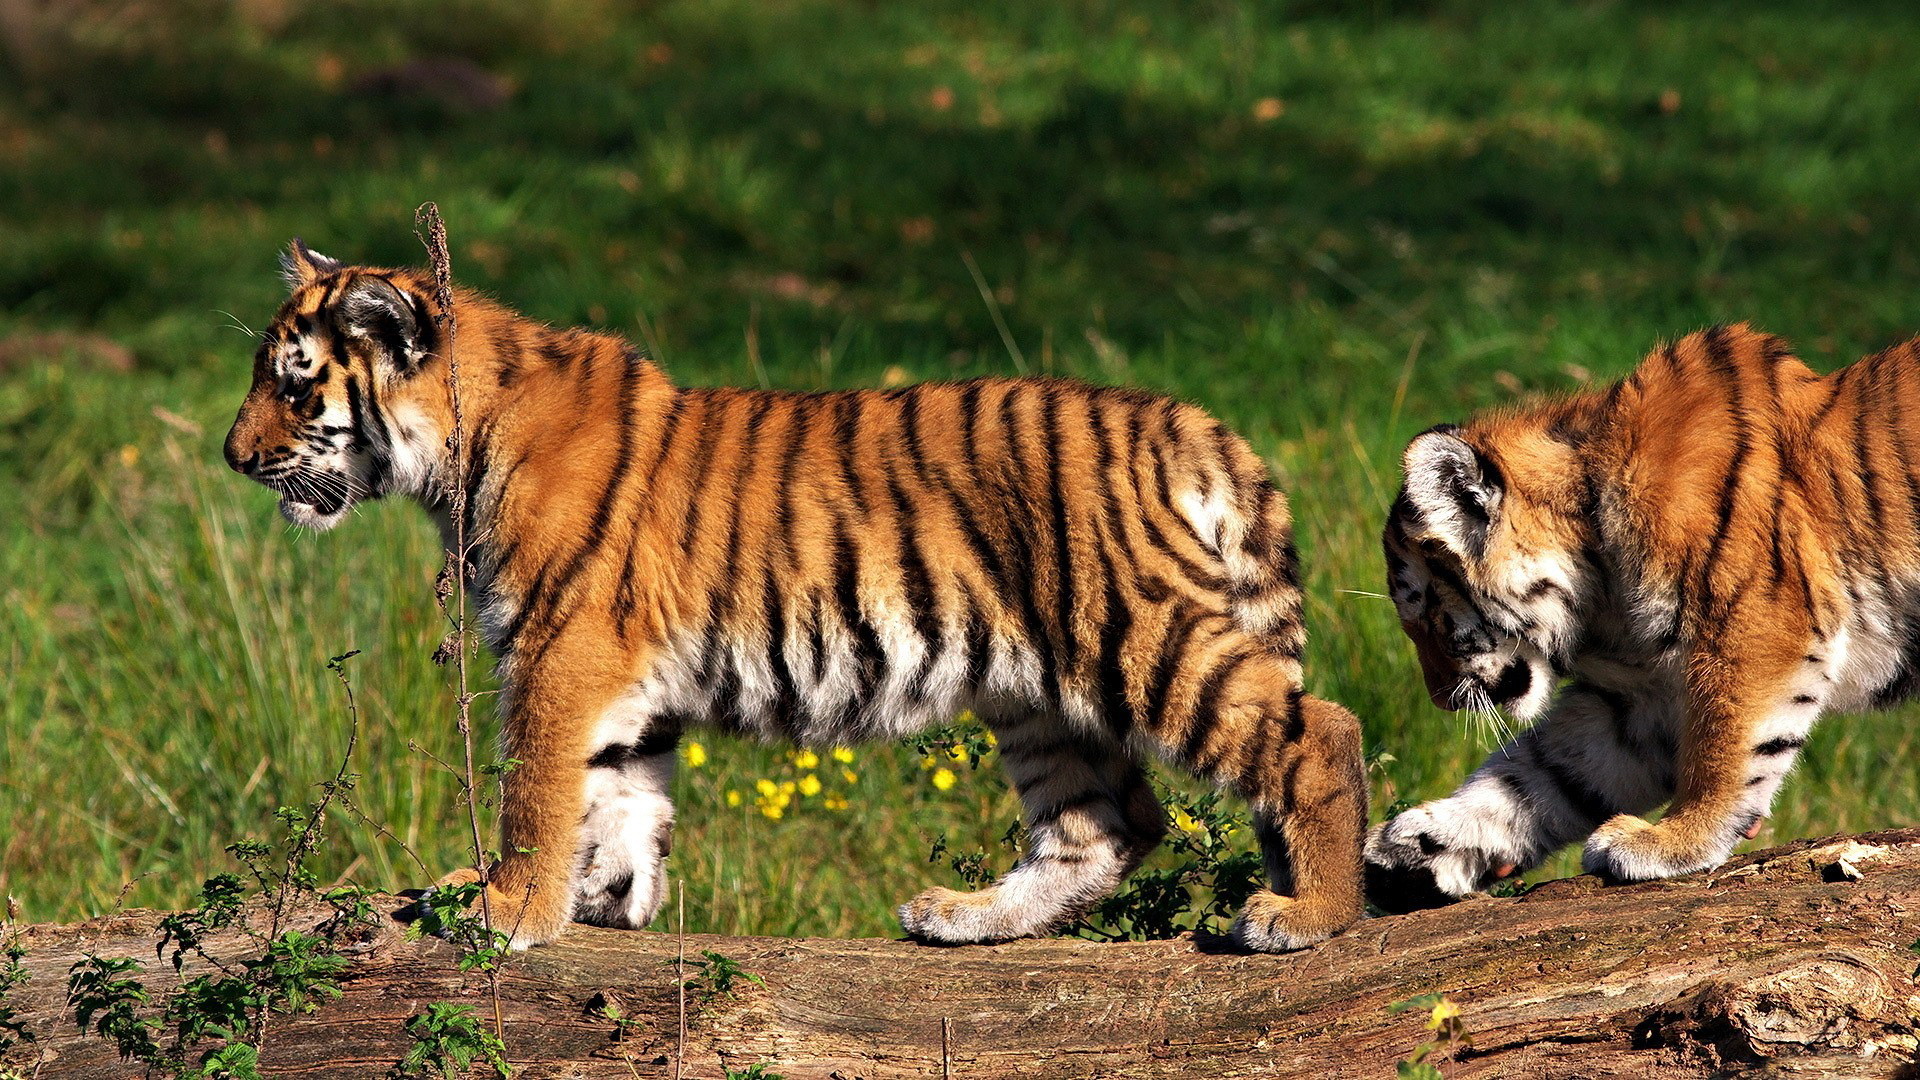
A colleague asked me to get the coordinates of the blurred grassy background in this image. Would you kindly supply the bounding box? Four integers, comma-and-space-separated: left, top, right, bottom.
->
4, 0, 1919, 935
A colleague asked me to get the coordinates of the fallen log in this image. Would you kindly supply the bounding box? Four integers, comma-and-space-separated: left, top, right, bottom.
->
5, 830, 1919, 1078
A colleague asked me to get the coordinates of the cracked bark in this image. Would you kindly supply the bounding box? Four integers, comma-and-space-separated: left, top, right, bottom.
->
6, 830, 1920, 1078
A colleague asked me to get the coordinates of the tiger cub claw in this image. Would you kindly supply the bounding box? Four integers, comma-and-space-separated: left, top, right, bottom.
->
897, 886, 1018, 945
1581, 814, 1729, 884
1229, 890, 1351, 953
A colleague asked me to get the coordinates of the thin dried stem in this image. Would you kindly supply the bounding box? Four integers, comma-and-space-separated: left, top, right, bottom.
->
675, 881, 686, 1080
414, 201, 505, 1040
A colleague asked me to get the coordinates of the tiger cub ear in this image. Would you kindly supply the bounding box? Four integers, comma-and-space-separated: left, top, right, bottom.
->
1401, 425, 1503, 557
336, 276, 428, 373
279, 238, 343, 289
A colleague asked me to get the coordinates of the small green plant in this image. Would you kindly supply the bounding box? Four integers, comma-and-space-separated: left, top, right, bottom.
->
68, 954, 161, 1065
56, 652, 372, 1079
1908, 936, 1919, 980
725, 1064, 784, 1080
0, 916, 33, 1065
680, 950, 765, 1003
907, 719, 997, 771
591, 994, 644, 1041
1389, 993, 1471, 1079
402, 881, 512, 974
389, 1003, 509, 1080
926, 833, 999, 890
1075, 788, 1264, 941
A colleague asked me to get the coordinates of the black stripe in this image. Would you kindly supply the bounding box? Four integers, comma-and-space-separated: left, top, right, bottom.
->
1753, 735, 1806, 757
712, 396, 775, 625
1089, 397, 1172, 603
763, 557, 799, 736
1694, 325, 1749, 618
1093, 538, 1137, 735
958, 380, 984, 466
1042, 387, 1078, 671
774, 395, 814, 573
1143, 609, 1209, 732
676, 393, 725, 553
1132, 409, 1231, 591
837, 394, 871, 517
506, 342, 640, 660
829, 515, 883, 709
1182, 648, 1250, 769
588, 724, 682, 768
882, 443, 942, 699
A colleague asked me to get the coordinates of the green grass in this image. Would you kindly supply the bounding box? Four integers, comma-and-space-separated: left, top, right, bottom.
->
4, 0, 1920, 935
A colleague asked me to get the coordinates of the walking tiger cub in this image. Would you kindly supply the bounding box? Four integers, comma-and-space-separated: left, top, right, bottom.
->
1368, 322, 1917, 911
223, 240, 1366, 950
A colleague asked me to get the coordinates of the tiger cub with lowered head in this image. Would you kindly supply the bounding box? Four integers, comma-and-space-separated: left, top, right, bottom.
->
1368, 322, 1917, 911
223, 240, 1366, 950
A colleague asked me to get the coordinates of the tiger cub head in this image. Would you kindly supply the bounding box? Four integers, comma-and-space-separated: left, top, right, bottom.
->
1383, 422, 1592, 722
223, 241, 444, 530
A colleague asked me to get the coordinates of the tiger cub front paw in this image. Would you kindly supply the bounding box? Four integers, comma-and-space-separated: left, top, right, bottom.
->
1229, 890, 1354, 952
1581, 814, 1731, 883
1363, 808, 1516, 913
898, 886, 1018, 945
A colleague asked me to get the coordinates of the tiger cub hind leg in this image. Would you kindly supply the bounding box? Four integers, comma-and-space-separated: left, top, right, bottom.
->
1222, 692, 1367, 952
898, 723, 1165, 945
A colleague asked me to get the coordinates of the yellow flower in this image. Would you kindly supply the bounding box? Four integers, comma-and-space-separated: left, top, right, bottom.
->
118, 445, 140, 467
841, 768, 858, 785
755, 778, 778, 798
956, 709, 978, 725
683, 741, 708, 768
726, 789, 743, 807
931, 767, 957, 791
779, 779, 797, 795
1172, 808, 1203, 833
760, 802, 784, 820
798, 774, 822, 797
983, 731, 997, 748
823, 794, 849, 810
792, 749, 820, 770
919, 754, 936, 770
946, 744, 970, 763
831, 747, 855, 764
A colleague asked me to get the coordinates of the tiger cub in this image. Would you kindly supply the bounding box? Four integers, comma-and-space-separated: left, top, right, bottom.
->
223, 240, 1366, 950
1368, 322, 1917, 911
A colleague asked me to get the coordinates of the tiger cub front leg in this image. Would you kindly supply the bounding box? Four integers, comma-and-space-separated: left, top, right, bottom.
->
436, 644, 640, 950
1583, 628, 1815, 883
1365, 683, 1675, 911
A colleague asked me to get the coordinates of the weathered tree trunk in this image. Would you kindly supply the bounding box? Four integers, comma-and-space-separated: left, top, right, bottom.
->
7, 830, 1920, 1078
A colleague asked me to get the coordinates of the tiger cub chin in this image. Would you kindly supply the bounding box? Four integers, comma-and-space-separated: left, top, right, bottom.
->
1368, 322, 1920, 911
222, 239, 1366, 951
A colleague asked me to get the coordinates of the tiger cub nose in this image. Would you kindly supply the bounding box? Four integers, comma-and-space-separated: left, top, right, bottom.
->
223, 431, 260, 475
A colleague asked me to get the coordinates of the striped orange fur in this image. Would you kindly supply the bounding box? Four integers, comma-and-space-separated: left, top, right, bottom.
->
1368, 322, 1920, 910
223, 241, 1366, 950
